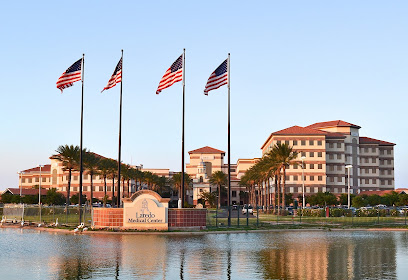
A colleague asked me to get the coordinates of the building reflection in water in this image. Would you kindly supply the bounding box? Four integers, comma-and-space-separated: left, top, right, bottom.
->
27, 230, 400, 279
257, 231, 397, 280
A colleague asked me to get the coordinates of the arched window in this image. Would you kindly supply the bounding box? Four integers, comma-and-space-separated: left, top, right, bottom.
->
199, 176, 203, 183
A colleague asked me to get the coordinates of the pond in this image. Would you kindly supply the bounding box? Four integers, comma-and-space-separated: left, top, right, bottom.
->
1, 228, 408, 279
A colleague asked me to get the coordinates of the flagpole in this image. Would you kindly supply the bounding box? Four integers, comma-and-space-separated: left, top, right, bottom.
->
117, 49, 123, 207
227, 53, 231, 227
79, 53, 84, 224
181, 48, 186, 208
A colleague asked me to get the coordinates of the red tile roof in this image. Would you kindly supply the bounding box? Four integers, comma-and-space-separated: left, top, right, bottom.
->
271, 126, 328, 136
2, 188, 48, 196
21, 164, 51, 173
306, 120, 361, 129
188, 146, 225, 155
359, 137, 395, 146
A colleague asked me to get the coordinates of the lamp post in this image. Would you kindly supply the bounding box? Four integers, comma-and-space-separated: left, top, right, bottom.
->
17, 171, 25, 203
346, 165, 352, 209
301, 156, 306, 209
39, 165, 44, 223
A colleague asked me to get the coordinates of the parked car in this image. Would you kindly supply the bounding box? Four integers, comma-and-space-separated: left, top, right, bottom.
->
242, 204, 253, 215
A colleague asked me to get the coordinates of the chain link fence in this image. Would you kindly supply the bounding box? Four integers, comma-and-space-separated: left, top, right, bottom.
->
1, 204, 92, 226
206, 206, 408, 229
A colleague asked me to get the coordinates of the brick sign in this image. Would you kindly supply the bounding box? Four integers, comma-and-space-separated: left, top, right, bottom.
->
123, 190, 170, 230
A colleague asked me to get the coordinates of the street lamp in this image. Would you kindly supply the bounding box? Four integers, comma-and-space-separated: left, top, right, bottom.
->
345, 165, 352, 209
17, 171, 25, 203
39, 165, 44, 223
301, 156, 306, 209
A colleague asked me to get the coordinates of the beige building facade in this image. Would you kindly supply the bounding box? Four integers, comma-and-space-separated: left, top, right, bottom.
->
260, 120, 395, 196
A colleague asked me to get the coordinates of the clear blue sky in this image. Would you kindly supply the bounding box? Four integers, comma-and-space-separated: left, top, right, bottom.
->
1, 1, 407, 190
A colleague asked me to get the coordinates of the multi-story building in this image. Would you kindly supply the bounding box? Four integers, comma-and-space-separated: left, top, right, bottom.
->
186, 146, 244, 205
260, 120, 395, 196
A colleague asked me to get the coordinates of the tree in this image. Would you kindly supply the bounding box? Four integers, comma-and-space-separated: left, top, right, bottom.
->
170, 172, 192, 203
200, 191, 217, 208
43, 188, 65, 205
209, 171, 228, 208
54, 145, 80, 207
98, 158, 111, 207
83, 152, 100, 205
107, 159, 118, 207
70, 193, 87, 205
352, 196, 367, 208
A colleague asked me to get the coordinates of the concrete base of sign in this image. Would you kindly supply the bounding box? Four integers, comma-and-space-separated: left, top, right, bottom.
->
122, 190, 170, 231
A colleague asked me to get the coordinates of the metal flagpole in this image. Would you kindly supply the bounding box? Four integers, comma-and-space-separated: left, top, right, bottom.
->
79, 53, 84, 224
117, 49, 124, 207
181, 48, 186, 208
227, 53, 231, 227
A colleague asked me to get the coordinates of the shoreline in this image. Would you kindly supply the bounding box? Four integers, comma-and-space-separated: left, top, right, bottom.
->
2, 224, 408, 235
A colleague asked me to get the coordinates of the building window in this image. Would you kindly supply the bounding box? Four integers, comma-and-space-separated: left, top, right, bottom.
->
388, 170, 392, 175
372, 168, 376, 173
107, 186, 112, 192
372, 179, 377, 184
364, 158, 368, 163
199, 176, 203, 183
309, 140, 314, 146
372, 158, 376, 163
285, 140, 289, 145
337, 143, 341, 148
28, 178, 32, 183
277, 140, 281, 144
21, 178, 25, 183
74, 176, 78, 181
35, 177, 39, 182
381, 180, 385, 185
380, 170, 384, 175
329, 143, 334, 149
372, 147, 376, 153
293, 164, 298, 169
337, 154, 341, 159
293, 175, 298, 181
285, 176, 290, 181
301, 152, 306, 157
310, 152, 314, 157
365, 179, 369, 184
337, 177, 342, 182
310, 176, 314, 181
310, 164, 314, 169
232, 191, 237, 197
317, 140, 322, 146
329, 177, 334, 182
42, 177, 46, 182
301, 140, 306, 146
318, 164, 322, 169
388, 180, 392, 185
329, 154, 334, 160
318, 152, 322, 157
380, 150, 384, 155
388, 150, 392, 155
364, 148, 368, 153
293, 140, 298, 146
84, 174, 88, 180
318, 176, 322, 181
337, 166, 342, 171
329, 166, 334, 171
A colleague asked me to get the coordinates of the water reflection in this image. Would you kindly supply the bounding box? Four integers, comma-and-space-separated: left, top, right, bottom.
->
0, 228, 407, 279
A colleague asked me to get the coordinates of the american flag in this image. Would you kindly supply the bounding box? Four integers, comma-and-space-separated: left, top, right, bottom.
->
204, 58, 228, 95
156, 54, 183, 94
56, 58, 82, 93
101, 58, 122, 92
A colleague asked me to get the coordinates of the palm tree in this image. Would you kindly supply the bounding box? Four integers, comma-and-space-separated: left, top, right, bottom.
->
107, 159, 118, 207
83, 151, 100, 205
53, 145, 80, 208
209, 171, 227, 208
98, 158, 111, 207
268, 143, 298, 210
121, 164, 131, 198
170, 172, 192, 204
